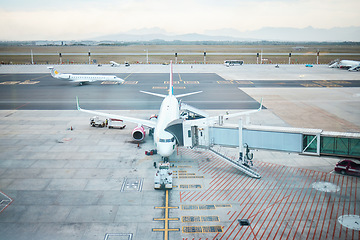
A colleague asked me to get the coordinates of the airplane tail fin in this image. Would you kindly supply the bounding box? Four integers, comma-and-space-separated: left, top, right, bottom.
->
168, 60, 203, 98
47, 66, 60, 78
139, 60, 174, 98
76, 96, 81, 110
139, 61, 202, 99
169, 60, 173, 96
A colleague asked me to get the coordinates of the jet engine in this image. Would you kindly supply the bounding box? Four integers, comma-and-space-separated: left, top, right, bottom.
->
132, 126, 146, 141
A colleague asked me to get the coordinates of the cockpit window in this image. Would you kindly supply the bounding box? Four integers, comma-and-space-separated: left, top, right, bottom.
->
160, 137, 175, 143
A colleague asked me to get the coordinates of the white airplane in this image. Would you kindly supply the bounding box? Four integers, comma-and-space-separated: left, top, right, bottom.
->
329, 60, 360, 71
48, 67, 124, 85
76, 62, 262, 161
110, 61, 121, 67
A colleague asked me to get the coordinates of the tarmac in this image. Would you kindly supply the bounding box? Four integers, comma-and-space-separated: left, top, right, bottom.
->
0, 64, 359, 240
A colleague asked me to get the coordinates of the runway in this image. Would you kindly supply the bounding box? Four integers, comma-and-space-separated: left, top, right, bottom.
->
1, 73, 359, 111
0, 73, 260, 110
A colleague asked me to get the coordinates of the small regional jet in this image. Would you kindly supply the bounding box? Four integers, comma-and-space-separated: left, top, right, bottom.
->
48, 67, 124, 85
110, 61, 121, 67
329, 60, 360, 71
76, 62, 262, 161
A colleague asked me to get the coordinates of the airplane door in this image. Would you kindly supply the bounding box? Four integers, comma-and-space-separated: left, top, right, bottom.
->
198, 128, 207, 146
191, 126, 199, 147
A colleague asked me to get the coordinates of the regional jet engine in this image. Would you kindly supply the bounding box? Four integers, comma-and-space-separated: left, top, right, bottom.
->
132, 126, 146, 141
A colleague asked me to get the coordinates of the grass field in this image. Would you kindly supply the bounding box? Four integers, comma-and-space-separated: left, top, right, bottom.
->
1, 44, 360, 64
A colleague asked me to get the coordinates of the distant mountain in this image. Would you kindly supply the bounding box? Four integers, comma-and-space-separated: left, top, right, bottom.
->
93, 26, 360, 42
92, 31, 252, 42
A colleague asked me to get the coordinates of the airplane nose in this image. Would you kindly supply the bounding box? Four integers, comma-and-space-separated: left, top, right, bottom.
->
157, 143, 174, 157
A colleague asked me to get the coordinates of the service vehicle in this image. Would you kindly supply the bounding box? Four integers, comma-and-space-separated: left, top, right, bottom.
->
108, 118, 126, 129
90, 116, 106, 127
334, 159, 360, 176
154, 162, 173, 189
224, 60, 244, 66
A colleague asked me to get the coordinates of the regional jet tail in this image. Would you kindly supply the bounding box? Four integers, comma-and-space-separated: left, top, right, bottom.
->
329, 60, 360, 71
48, 67, 124, 85
76, 61, 262, 161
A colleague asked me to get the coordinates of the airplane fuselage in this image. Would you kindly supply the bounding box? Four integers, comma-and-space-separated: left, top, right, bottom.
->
153, 95, 179, 157
49, 67, 124, 84
329, 60, 360, 70
59, 74, 122, 82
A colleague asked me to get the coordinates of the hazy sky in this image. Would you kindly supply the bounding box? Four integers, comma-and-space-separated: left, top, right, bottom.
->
0, 0, 359, 40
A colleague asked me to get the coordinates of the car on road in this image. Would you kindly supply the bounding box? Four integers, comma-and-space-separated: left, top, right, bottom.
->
334, 159, 360, 176
305, 64, 313, 67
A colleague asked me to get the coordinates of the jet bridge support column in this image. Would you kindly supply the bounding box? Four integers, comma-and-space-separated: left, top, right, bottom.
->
238, 118, 254, 167
239, 119, 243, 161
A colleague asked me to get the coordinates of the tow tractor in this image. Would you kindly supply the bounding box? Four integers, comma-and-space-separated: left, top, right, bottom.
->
90, 116, 106, 127
90, 117, 126, 129
154, 162, 173, 189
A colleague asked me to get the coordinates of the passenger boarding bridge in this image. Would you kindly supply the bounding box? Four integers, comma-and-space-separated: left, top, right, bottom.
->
166, 114, 360, 178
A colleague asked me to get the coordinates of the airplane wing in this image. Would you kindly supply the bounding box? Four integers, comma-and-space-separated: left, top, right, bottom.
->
70, 79, 91, 83
187, 98, 263, 124
76, 97, 156, 128
100, 77, 125, 83
180, 102, 209, 118
217, 98, 263, 119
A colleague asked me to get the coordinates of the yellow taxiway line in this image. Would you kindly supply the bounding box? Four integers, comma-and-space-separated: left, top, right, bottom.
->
153, 190, 179, 240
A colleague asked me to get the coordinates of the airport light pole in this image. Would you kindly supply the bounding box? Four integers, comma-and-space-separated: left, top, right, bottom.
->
289, 53, 292, 64
59, 53, 62, 64
256, 53, 259, 64
204, 50, 206, 64
145, 49, 148, 64
175, 52, 177, 64
30, 49, 34, 65
88, 50, 91, 64
317, 51, 320, 64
